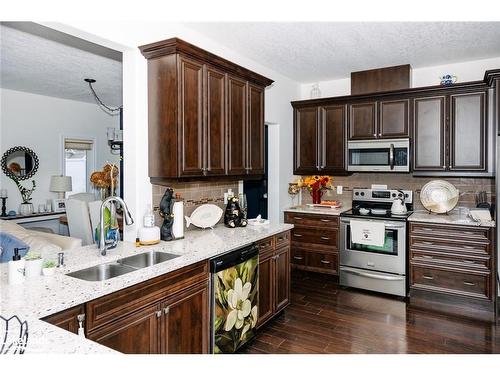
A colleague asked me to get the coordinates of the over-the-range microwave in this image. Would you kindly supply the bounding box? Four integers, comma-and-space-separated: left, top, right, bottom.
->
347, 138, 410, 172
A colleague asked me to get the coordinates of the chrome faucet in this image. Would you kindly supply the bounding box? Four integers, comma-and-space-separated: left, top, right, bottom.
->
99, 196, 134, 256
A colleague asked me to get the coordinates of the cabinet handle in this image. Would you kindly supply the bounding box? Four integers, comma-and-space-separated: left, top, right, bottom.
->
443, 165, 446, 169
156, 310, 162, 318
293, 256, 303, 260
293, 234, 303, 237
422, 275, 434, 280
320, 219, 331, 222
321, 236, 330, 240
373, 133, 377, 137
378, 133, 382, 137
462, 245, 476, 250
77, 314, 85, 323
420, 241, 434, 246
293, 217, 303, 220
463, 281, 476, 286
163, 307, 170, 314
462, 260, 475, 264
320, 260, 331, 264
422, 255, 434, 259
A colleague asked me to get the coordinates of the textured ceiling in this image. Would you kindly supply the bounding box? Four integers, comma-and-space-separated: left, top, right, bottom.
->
185, 22, 500, 82
0, 23, 122, 106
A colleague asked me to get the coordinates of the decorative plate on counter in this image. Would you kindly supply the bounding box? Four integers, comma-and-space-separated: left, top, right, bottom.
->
420, 180, 459, 214
184, 204, 223, 229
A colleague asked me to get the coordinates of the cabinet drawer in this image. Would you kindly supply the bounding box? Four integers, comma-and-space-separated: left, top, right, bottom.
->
411, 265, 490, 299
410, 249, 490, 271
257, 236, 274, 257
290, 248, 306, 266
410, 236, 490, 256
285, 212, 339, 229
275, 231, 290, 249
292, 228, 338, 248
306, 252, 338, 272
410, 223, 490, 243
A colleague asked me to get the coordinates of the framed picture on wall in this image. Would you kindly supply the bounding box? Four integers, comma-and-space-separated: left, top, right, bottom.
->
52, 199, 66, 213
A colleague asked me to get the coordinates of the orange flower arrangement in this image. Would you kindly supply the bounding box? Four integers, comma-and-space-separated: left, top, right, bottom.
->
90, 163, 119, 189
298, 175, 332, 192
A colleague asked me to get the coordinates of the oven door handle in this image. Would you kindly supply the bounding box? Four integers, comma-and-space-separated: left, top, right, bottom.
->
340, 267, 405, 281
341, 218, 404, 229
389, 143, 395, 170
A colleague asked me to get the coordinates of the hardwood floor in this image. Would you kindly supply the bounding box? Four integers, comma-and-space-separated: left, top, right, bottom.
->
242, 270, 500, 354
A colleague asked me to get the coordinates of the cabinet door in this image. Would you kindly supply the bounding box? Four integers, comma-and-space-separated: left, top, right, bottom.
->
274, 246, 290, 313
87, 304, 160, 354
227, 76, 248, 175
294, 106, 319, 174
247, 84, 265, 175
348, 102, 377, 140
449, 92, 487, 171
205, 66, 226, 176
257, 251, 275, 328
178, 56, 204, 177
320, 104, 346, 174
42, 304, 84, 335
378, 99, 410, 138
162, 282, 209, 354
413, 96, 446, 171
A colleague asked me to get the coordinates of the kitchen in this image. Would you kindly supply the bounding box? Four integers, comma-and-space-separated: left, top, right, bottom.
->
1, 9, 500, 374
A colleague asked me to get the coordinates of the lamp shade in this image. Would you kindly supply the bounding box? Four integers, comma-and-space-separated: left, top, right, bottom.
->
50, 175, 72, 192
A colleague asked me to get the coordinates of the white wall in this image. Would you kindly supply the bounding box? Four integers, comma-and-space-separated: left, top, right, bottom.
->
42, 21, 301, 240
299, 56, 500, 99
0, 88, 120, 212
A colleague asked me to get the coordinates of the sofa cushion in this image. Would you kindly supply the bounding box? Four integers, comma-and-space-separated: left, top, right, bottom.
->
0, 220, 62, 256
0, 232, 29, 263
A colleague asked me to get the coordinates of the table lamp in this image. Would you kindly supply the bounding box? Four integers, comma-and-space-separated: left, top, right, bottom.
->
50, 176, 72, 199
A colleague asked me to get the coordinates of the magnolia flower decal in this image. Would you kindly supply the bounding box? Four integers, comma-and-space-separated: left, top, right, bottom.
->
214, 256, 258, 353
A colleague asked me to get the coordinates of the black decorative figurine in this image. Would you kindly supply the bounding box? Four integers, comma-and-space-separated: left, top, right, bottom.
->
224, 196, 247, 228
159, 188, 175, 241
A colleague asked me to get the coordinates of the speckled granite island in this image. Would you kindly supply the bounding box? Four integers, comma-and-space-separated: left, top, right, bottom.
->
0, 223, 292, 354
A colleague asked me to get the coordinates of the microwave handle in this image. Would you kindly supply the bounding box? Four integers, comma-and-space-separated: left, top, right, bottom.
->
389, 143, 394, 170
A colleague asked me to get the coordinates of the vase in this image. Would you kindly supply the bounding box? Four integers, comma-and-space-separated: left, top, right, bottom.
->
19, 203, 33, 216
310, 189, 323, 204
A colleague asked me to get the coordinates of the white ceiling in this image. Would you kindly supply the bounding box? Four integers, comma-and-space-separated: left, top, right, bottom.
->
185, 22, 500, 83
0, 23, 122, 106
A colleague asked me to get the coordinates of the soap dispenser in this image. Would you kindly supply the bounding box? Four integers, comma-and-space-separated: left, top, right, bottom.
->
138, 204, 160, 245
8, 248, 25, 285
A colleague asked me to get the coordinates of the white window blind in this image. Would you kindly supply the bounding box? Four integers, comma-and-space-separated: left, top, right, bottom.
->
64, 139, 93, 150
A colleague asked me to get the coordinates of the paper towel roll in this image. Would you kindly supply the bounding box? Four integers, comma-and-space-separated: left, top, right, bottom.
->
172, 201, 184, 239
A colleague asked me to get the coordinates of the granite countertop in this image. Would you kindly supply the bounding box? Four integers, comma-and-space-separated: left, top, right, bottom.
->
408, 210, 496, 228
284, 204, 351, 216
0, 223, 293, 354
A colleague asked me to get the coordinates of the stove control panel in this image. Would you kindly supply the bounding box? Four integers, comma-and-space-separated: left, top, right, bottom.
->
352, 188, 413, 203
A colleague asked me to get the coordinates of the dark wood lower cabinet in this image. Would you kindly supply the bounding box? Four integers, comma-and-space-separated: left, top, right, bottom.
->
41, 304, 85, 335
87, 304, 160, 354
257, 232, 291, 328
409, 222, 496, 322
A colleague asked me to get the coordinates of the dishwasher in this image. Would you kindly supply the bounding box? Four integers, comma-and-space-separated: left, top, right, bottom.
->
210, 244, 259, 353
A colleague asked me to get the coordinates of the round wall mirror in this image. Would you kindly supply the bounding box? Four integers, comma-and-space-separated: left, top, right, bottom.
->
1, 146, 39, 181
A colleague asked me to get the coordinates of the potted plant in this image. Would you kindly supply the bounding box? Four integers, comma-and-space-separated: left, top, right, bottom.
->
24, 251, 43, 278
42, 260, 57, 276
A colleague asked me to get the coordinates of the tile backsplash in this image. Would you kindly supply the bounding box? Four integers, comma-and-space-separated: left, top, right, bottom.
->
152, 181, 239, 228
299, 174, 495, 211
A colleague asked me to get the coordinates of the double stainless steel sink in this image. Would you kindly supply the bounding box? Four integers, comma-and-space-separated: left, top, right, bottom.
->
66, 251, 180, 282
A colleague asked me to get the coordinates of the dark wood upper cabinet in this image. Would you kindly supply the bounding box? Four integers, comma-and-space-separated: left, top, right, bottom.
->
348, 102, 377, 140
378, 99, 410, 138
205, 66, 227, 176
227, 75, 248, 175
139, 38, 273, 182
248, 84, 265, 175
293, 106, 319, 174
320, 105, 346, 173
179, 56, 204, 177
449, 92, 486, 171
413, 96, 446, 171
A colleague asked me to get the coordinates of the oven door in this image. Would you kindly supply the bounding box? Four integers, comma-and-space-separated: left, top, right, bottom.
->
340, 217, 406, 275
347, 139, 409, 172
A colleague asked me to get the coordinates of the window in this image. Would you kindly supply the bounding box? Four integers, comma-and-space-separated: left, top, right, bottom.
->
63, 138, 94, 196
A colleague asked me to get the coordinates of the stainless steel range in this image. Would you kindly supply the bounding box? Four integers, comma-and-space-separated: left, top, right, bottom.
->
339, 188, 413, 297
